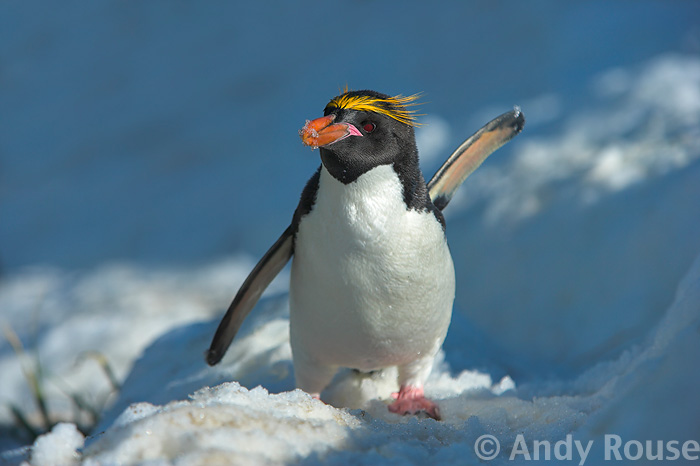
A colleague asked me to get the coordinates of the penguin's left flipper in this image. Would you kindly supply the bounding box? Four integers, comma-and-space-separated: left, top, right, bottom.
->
206, 225, 294, 366
428, 107, 525, 211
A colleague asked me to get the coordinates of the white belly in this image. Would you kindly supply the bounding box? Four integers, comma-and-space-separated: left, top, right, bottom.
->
289, 164, 455, 372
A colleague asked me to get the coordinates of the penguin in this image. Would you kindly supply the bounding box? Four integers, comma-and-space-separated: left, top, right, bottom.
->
207, 89, 524, 420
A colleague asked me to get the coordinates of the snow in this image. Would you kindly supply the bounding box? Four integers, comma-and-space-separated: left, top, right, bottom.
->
16, 251, 696, 465
2, 2, 700, 465
29, 423, 84, 466
452, 55, 700, 223
0, 259, 272, 440
84, 385, 360, 465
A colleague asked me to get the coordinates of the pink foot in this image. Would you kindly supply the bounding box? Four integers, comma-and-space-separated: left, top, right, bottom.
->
388, 385, 441, 420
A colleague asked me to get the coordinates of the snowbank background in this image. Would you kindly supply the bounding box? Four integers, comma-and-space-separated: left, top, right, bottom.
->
2, 2, 700, 464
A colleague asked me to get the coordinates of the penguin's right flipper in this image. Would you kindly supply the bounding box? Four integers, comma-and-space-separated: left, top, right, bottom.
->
206, 225, 294, 365
428, 107, 525, 211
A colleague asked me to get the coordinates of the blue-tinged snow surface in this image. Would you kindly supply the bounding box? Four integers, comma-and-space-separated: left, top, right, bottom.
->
1, 2, 700, 465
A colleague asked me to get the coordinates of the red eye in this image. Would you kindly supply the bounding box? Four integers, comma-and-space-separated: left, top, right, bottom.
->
363, 122, 376, 133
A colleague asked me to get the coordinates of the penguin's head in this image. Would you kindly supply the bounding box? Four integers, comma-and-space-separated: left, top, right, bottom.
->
300, 89, 422, 183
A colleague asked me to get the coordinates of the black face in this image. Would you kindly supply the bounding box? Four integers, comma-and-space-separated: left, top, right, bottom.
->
319, 108, 418, 184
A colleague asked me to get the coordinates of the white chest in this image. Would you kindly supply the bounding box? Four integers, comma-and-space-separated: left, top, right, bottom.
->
289, 164, 455, 371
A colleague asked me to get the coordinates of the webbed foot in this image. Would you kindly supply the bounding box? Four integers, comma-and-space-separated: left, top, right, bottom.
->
388, 385, 440, 420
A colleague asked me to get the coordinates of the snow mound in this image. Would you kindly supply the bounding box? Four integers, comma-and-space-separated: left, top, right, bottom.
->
29, 423, 84, 466
84, 384, 359, 465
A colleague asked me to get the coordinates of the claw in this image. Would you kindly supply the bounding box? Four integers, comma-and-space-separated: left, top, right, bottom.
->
388, 385, 441, 420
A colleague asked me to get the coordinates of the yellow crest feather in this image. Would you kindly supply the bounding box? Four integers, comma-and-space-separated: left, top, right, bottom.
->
326, 90, 423, 127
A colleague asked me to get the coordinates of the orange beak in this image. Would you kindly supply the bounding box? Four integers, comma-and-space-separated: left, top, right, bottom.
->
299, 114, 362, 149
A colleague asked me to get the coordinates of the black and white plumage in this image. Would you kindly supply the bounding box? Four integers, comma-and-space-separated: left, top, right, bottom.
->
206, 90, 524, 420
